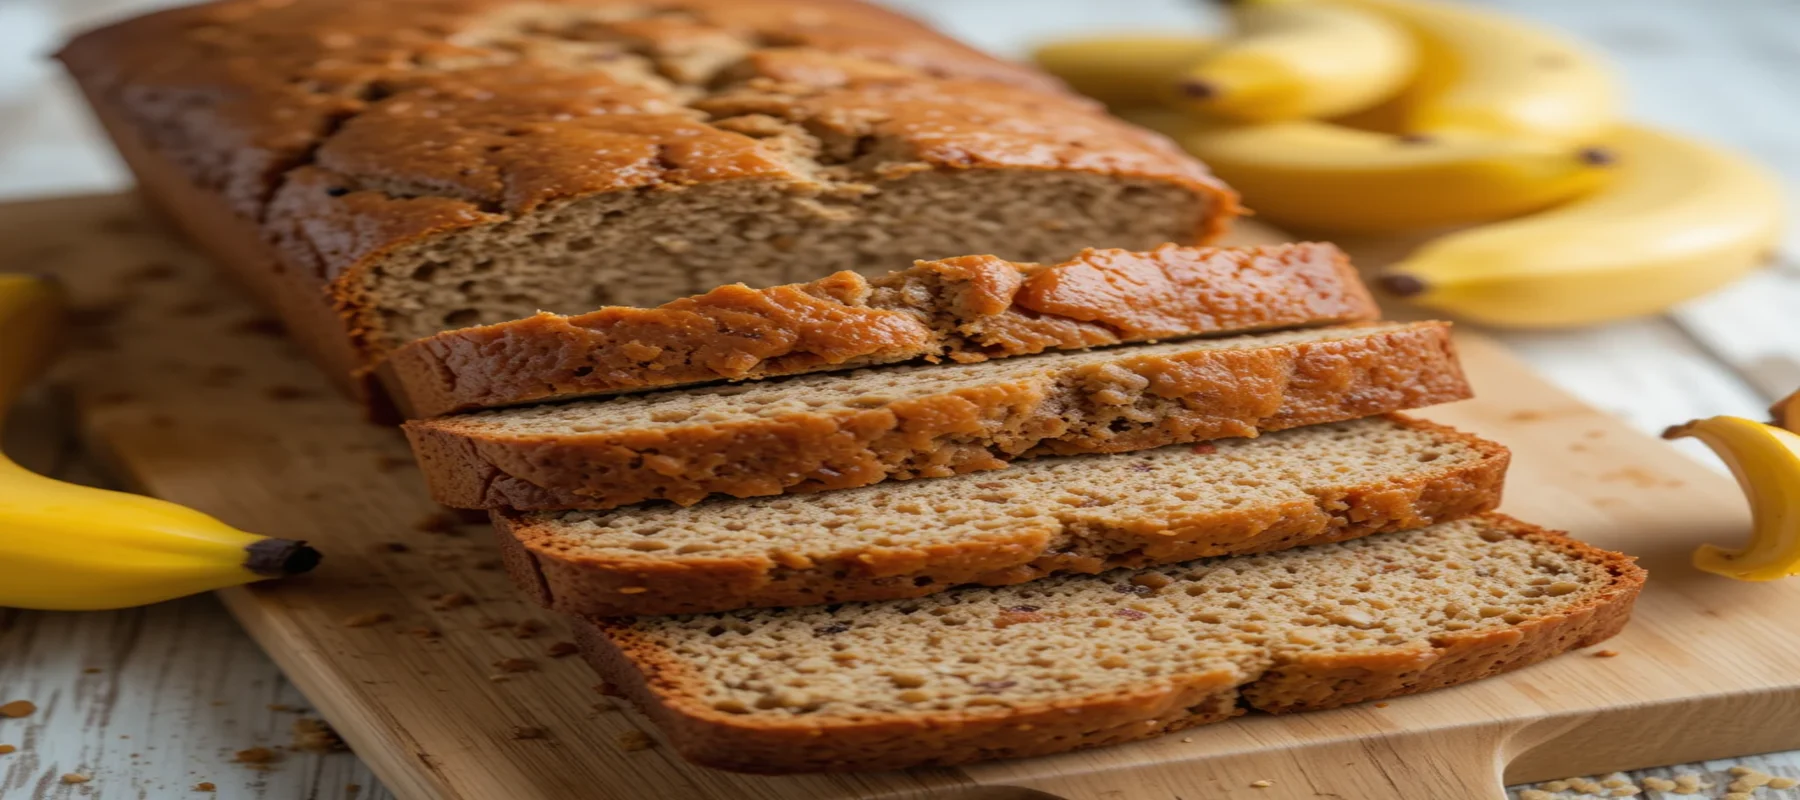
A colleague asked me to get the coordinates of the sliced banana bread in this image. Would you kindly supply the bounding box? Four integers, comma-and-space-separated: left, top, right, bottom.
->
577, 514, 1644, 774
496, 415, 1508, 615
385, 242, 1378, 417
405, 321, 1470, 509
60, 0, 1237, 408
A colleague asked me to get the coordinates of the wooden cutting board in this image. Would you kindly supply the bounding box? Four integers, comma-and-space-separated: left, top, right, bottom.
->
10, 191, 1797, 800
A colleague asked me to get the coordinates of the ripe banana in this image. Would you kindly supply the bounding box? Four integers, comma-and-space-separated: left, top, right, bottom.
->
0, 274, 321, 611
1376, 125, 1784, 328
1663, 416, 1800, 581
1125, 109, 1612, 233
1169, 0, 1415, 123
1032, 34, 1214, 108
1776, 390, 1800, 433
1341, 0, 1619, 143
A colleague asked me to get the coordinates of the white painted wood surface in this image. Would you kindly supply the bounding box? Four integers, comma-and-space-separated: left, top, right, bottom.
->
1, 1, 1796, 798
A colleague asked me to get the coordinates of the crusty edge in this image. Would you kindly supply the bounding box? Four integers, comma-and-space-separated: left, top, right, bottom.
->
495, 415, 1508, 616
574, 514, 1646, 773
404, 321, 1471, 510
69, 77, 390, 410
383, 242, 1376, 417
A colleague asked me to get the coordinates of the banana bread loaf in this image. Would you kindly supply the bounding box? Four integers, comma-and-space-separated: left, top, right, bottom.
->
404, 321, 1471, 509
495, 415, 1509, 615
577, 515, 1644, 773
385, 242, 1377, 416
58, 0, 1239, 409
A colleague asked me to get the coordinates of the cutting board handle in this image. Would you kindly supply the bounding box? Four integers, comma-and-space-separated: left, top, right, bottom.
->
977, 726, 1515, 800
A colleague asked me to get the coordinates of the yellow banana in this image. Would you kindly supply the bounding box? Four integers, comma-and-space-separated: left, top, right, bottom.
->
0, 274, 320, 611
1340, 0, 1619, 143
1663, 416, 1800, 581
1776, 389, 1800, 433
1125, 109, 1612, 233
1169, 0, 1415, 123
1375, 125, 1784, 328
1031, 34, 1214, 108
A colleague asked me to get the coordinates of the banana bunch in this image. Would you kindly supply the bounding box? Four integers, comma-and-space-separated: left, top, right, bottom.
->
1033, 0, 1784, 327
1664, 415, 1800, 581
0, 275, 321, 611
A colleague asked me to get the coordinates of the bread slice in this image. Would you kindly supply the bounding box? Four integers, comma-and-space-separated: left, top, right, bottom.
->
495, 415, 1508, 616
577, 514, 1643, 774
383, 243, 1377, 417
405, 321, 1469, 510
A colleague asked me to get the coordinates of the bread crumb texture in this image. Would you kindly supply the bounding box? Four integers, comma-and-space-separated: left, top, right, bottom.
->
0, 700, 35, 718
584, 516, 1641, 772
504, 415, 1506, 615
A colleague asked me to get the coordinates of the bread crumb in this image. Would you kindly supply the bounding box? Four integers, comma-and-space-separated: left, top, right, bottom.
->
1771, 776, 1798, 789
61, 773, 91, 784
0, 745, 15, 755
342, 612, 392, 628
266, 704, 298, 712
512, 620, 546, 639
372, 542, 410, 554
408, 627, 441, 640
1372, 702, 1389, 708
615, 730, 654, 751
0, 700, 35, 718
1179, 737, 1193, 743
234, 747, 279, 764
547, 641, 579, 658
1518, 791, 1553, 800
292, 718, 346, 753
1639, 777, 1675, 791
494, 658, 537, 673
477, 618, 513, 630
193, 782, 216, 792
83, 667, 102, 675
487, 675, 510, 683
1592, 649, 1619, 658
413, 512, 461, 535
345, 784, 361, 798
509, 726, 546, 740
1249, 780, 1271, 789
430, 592, 474, 610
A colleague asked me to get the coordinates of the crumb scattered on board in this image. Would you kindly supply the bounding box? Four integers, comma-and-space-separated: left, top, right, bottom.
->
0, 745, 15, 755
413, 511, 462, 534
615, 730, 654, 751
0, 700, 36, 718
292, 718, 347, 753
1591, 649, 1619, 658
233, 747, 279, 765
193, 782, 216, 792
61, 773, 91, 784
510, 726, 546, 740
493, 658, 536, 673
1249, 779, 1271, 789
431, 592, 474, 610
548, 641, 580, 658
342, 612, 392, 628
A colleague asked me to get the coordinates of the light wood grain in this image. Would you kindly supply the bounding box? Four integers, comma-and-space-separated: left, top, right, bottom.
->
5, 191, 1798, 800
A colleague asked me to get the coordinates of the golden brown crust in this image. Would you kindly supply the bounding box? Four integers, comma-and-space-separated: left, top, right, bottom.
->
385, 243, 1377, 417
403, 322, 1470, 510
493, 415, 1508, 615
59, 0, 1240, 401
574, 515, 1646, 774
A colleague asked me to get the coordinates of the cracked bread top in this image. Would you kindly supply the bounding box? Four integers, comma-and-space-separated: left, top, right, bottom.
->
58, 2, 1237, 331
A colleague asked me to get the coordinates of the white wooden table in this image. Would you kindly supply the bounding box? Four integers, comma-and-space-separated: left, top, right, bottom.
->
2, 1, 1796, 798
